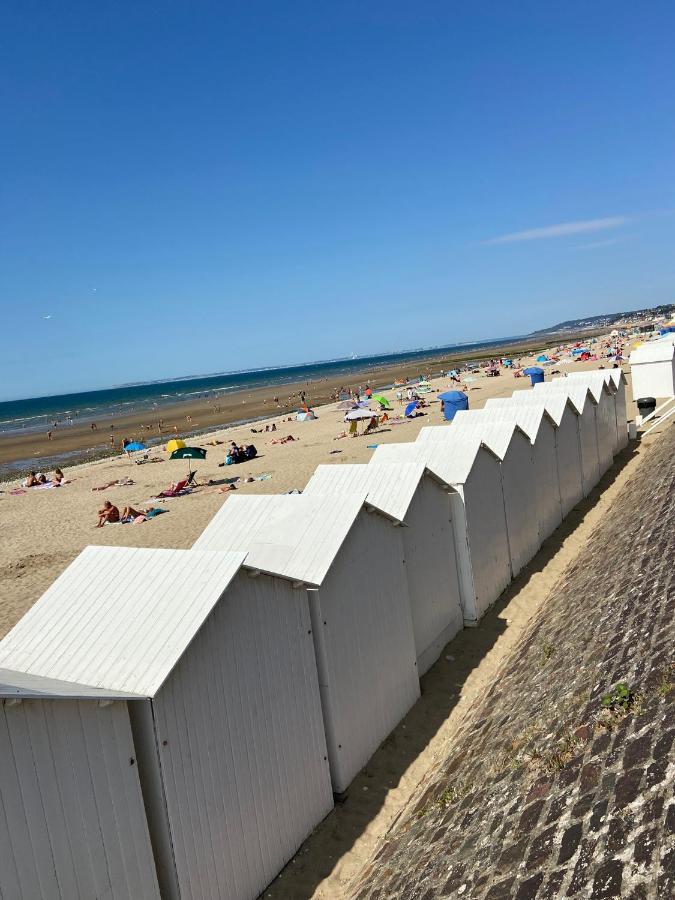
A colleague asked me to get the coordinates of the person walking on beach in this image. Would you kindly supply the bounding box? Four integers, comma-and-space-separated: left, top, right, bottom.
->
47, 430, 52, 440
91, 422, 97, 430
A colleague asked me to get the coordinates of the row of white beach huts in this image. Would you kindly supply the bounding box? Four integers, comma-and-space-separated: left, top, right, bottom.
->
0, 369, 628, 899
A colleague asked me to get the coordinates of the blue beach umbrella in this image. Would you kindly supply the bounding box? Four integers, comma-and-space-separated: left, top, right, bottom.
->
405, 401, 420, 417
124, 441, 146, 452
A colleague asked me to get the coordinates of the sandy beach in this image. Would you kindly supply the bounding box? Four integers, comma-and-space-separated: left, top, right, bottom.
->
0, 329, 605, 477
0, 345, 630, 641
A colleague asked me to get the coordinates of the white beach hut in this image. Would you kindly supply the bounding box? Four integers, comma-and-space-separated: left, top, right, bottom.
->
607, 369, 629, 450
451, 405, 563, 541
533, 382, 601, 496
552, 374, 615, 472
629, 339, 675, 400
194, 493, 419, 794
369, 437, 511, 624
0, 547, 333, 900
303, 461, 464, 675
555, 369, 628, 455
562, 369, 629, 452
425, 421, 540, 575
485, 393, 584, 519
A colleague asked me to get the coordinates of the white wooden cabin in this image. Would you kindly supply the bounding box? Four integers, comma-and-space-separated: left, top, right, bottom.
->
428, 420, 540, 575
492, 391, 585, 518
534, 382, 601, 496
369, 437, 511, 624
194, 494, 420, 794
303, 461, 464, 675
552, 375, 615, 472
452, 405, 563, 541
629, 338, 675, 400
0, 547, 333, 900
563, 369, 628, 452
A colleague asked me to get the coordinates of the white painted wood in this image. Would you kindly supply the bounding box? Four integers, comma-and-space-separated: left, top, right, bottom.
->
0, 547, 247, 697
194, 493, 420, 794
534, 383, 600, 496
151, 570, 332, 900
370, 439, 511, 623
630, 337, 675, 400
303, 463, 464, 674
0, 699, 159, 899
553, 375, 615, 474
431, 420, 540, 576
494, 392, 584, 518
307, 513, 419, 792
452, 406, 563, 542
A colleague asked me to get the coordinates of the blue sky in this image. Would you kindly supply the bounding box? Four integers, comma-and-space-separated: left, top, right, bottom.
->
1, 1, 674, 400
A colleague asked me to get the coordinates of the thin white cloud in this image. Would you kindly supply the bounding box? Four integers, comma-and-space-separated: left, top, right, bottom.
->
483, 216, 629, 245
576, 237, 627, 250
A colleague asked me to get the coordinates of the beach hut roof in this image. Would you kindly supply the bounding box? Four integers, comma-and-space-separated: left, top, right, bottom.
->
438, 419, 530, 461
552, 373, 614, 403
194, 493, 371, 586
456, 403, 556, 443
533, 381, 596, 416
370, 434, 499, 484
564, 369, 626, 389
629, 341, 675, 364
0, 547, 247, 699
500, 390, 580, 426
304, 461, 453, 524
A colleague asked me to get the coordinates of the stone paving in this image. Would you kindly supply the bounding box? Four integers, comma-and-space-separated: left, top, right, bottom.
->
353, 429, 675, 899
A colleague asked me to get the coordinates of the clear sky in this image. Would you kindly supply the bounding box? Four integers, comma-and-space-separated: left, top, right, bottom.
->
1, 1, 674, 400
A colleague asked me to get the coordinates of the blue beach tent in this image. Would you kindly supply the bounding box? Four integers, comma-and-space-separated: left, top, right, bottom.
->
523, 366, 545, 386
438, 390, 469, 421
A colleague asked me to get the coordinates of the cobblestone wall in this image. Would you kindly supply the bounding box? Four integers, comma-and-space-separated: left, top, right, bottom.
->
354, 429, 675, 899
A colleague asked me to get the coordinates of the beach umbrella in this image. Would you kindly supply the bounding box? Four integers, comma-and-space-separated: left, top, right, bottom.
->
166, 438, 186, 454
536, 355, 548, 362
124, 441, 146, 453
372, 394, 392, 409
170, 445, 207, 474
405, 401, 420, 417
337, 400, 358, 410
345, 408, 377, 421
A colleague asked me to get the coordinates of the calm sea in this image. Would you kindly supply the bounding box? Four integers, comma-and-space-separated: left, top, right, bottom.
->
0, 337, 520, 437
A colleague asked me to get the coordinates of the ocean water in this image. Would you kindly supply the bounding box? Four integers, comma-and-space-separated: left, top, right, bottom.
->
0, 337, 520, 437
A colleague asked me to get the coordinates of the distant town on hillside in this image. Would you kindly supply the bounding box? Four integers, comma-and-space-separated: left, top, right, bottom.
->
531, 303, 675, 335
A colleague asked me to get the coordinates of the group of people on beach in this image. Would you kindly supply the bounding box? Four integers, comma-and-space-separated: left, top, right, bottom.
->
95, 500, 166, 527
23, 468, 65, 487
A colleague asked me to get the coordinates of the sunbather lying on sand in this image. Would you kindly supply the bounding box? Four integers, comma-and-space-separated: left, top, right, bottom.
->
91, 478, 134, 491
270, 435, 297, 445
206, 483, 237, 494
96, 501, 120, 527
120, 505, 166, 522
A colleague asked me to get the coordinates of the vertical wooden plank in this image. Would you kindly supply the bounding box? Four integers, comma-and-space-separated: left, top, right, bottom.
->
2, 702, 61, 897
106, 702, 160, 899
23, 702, 79, 898
0, 707, 29, 899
